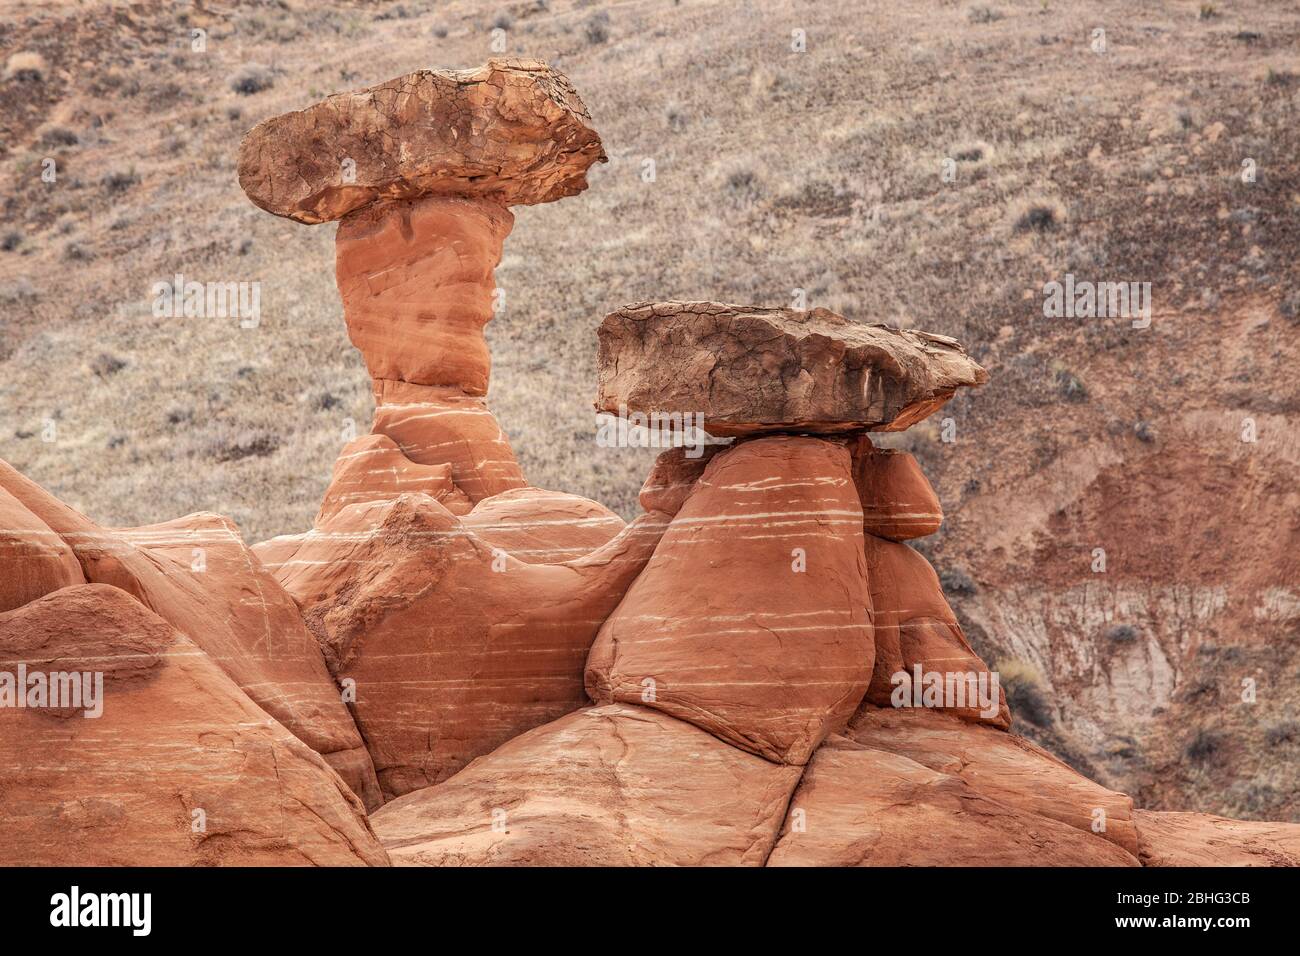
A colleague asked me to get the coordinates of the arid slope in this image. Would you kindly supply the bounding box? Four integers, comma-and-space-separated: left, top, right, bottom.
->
1, 0, 1297, 820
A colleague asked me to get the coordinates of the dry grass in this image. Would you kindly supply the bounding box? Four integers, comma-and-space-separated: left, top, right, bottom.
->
2, 0, 1294, 537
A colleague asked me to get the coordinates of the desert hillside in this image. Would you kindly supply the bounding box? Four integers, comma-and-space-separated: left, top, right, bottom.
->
1, 0, 1297, 822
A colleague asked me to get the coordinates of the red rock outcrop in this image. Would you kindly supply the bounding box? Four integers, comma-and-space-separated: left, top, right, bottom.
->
1134, 810, 1300, 866
847, 436, 943, 540
235, 59, 663, 806
0, 585, 387, 866
596, 301, 988, 436
859, 532, 1010, 728
371, 703, 800, 866
357, 295, 1020, 863
370, 704, 1143, 868
462, 487, 624, 563
586, 435, 874, 765
0, 486, 85, 613
6, 57, 1296, 871
848, 708, 1138, 855
0, 461, 382, 809
268, 494, 668, 799
766, 734, 1137, 866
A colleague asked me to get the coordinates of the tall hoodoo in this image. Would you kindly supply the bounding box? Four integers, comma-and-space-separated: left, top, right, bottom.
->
237, 58, 607, 508
239, 61, 654, 799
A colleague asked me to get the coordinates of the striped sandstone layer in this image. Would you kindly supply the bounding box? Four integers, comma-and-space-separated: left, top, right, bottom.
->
0, 585, 387, 866
367, 381, 526, 505
0, 460, 382, 810
266, 494, 668, 799
858, 532, 1011, 729
332, 199, 527, 507
846, 435, 944, 541
586, 435, 874, 765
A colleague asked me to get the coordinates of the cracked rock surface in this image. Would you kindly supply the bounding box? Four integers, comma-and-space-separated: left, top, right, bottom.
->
1132, 810, 1300, 866
767, 733, 1138, 867
596, 301, 989, 436
371, 703, 801, 866
237, 58, 606, 224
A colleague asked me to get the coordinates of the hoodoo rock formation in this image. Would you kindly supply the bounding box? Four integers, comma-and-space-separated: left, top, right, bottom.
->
1, 58, 1297, 867
238, 60, 667, 799
238, 58, 607, 513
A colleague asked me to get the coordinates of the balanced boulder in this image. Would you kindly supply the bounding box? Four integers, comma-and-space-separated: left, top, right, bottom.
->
238, 58, 605, 224
596, 301, 988, 437
238, 59, 605, 509
237, 61, 668, 804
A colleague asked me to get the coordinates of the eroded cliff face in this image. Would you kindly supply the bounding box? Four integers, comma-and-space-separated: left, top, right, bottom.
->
909, 295, 1300, 821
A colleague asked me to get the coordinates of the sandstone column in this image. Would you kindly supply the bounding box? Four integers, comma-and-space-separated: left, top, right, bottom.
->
237, 58, 607, 509
335, 196, 522, 503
